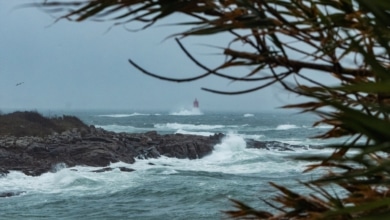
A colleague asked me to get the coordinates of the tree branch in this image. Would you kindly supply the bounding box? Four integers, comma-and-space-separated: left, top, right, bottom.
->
128, 59, 211, 82
201, 70, 292, 95
224, 49, 373, 77
175, 38, 286, 82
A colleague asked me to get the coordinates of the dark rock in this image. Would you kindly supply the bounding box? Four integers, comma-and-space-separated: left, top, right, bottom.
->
27, 143, 48, 153
0, 169, 9, 177
91, 167, 135, 173
84, 137, 113, 143
144, 146, 160, 158
0, 113, 327, 177
91, 167, 114, 173
245, 139, 322, 151
211, 133, 225, 141
118, 167, 135, 172
0, 127, 223, 176
0, 191, 25, 198
145, 130, 158, 137
25, 167, 51, 176
125, 137, 141, 142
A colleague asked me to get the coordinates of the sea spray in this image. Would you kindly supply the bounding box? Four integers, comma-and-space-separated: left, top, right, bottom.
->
174, 129, 215, 136
276, 124, 300, 130
206, 133, 247, 162
154, 123, 225, 130
98, 113, 150, 117
0, 110, 342, 219
51, 163, 67, 173
169, 108, 203, 116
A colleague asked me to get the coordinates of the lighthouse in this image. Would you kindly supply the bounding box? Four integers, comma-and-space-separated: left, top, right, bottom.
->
193, 98, 199, 108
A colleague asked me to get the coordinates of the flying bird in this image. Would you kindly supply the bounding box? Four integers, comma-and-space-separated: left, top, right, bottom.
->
16, 82, 24, 86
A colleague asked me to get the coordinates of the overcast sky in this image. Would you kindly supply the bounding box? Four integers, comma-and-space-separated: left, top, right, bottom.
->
0, 1, 304, 113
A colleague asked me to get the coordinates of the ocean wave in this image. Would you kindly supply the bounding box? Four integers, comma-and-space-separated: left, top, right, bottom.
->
275, 124, 299, 130
212, 134, 247, 155
315, 125, 334, 129
97, 113, 149, 118
95, 124, 138, 133
174, 129, 215, 136
240, 134, 265, 140
243, 113, 254, 117
169, 108, 203, 116
0, 164, 141, 195
154, 123, 225, 130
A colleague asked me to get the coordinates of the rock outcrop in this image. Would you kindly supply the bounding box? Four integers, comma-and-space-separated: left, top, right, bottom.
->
0, 111, 322, 177
0, 127, 324, 177
0, 127, 224, 176
0, 191, 25, 198
0, 126, 324, 177
246, 139, 324, 151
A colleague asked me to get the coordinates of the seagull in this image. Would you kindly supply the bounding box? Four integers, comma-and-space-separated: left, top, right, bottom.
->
16, 82, 24, 86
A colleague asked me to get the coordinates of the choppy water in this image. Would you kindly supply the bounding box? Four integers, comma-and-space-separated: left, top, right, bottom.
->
0, 109, 340, 219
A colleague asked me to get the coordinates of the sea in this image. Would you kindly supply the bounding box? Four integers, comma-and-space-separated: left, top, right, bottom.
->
0, 108, 344, 219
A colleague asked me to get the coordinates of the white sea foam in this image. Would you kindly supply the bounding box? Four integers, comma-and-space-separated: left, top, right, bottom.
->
243, 113, 254, 117
97, 113, 149, 117
169, 108, 203, 116
0, 140, 330, 197
131, 133, 327, 175
315, 125, 334, 129
174, 129, 215, 136
206, 133, 247, 162
240, 134, 265, 140
96, 124, 138, 133
154, 123, 224, 130
0, 110, 340, 219
276, 124, 299, 130
0, 164, 142, 196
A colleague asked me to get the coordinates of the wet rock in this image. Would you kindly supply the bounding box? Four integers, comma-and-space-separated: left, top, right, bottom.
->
118, 167, 135, 172
0, 191, 25, 198
91, 167, 114, 173
245, 139, 322, 151
0, 169, 9, 177
0, 128, 223, 176
84, 137, 113, 143
91, 167, 135, 173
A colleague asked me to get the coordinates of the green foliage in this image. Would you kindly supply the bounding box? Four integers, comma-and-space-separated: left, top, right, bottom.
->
32, 0, 390, 219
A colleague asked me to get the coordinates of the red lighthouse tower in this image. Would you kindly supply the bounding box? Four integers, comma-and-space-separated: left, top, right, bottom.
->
193, 98, 199, 108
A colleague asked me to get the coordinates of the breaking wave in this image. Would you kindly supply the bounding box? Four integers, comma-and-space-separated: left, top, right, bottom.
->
174, 129, 215, 136
169, 108, 203, 116
97, 113, 150, 117
95, 124, 139, 133
154, 123, 225, 130
275, 124, 300, 130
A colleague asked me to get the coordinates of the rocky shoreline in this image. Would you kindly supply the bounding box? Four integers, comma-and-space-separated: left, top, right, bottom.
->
0, 110, 324, 178
0, 126, 324, 177
0, 124, 323, 177
0, 111, 326, 198
0, 125, 224, 176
